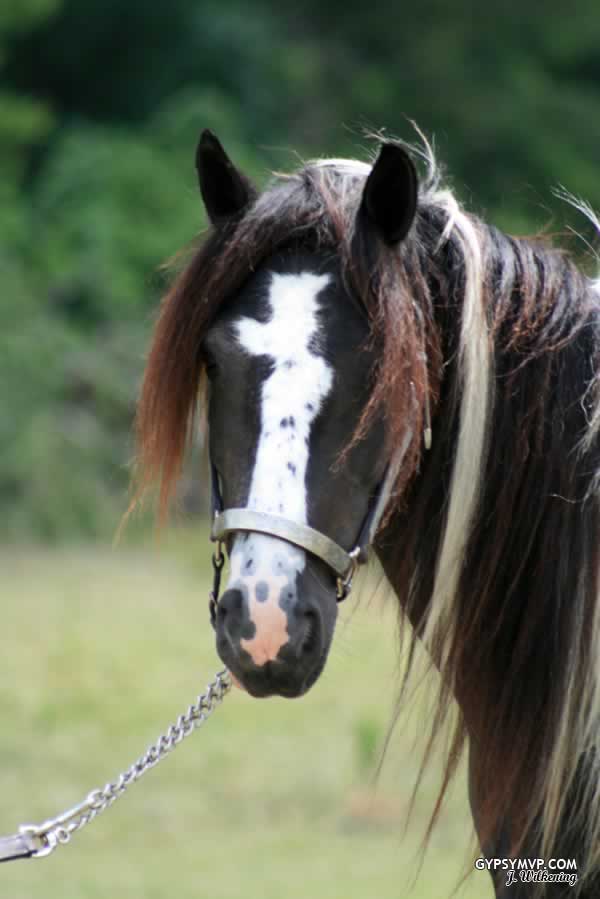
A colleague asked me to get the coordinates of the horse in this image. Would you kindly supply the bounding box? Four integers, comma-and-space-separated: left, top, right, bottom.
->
132, 128, 600, 897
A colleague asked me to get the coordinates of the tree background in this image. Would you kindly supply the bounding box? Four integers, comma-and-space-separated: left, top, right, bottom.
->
3, 0, 600, 539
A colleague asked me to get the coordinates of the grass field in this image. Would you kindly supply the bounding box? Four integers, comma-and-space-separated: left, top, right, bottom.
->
0, 529, 492, 898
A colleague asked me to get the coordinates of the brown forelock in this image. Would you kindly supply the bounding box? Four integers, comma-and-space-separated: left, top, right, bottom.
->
342, 202, 443, 507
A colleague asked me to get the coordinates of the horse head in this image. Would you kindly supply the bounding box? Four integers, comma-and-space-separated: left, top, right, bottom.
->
196, 131, 419, 697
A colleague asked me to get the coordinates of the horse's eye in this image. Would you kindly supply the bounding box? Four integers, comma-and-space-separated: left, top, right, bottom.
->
201, 348, 219, 380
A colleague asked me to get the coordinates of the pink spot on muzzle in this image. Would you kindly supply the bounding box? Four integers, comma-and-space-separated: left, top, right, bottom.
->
239, 576, 290, 666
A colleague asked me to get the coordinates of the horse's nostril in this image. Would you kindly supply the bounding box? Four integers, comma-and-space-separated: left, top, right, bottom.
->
215, 587, 245, 640
301, 609, 319, 657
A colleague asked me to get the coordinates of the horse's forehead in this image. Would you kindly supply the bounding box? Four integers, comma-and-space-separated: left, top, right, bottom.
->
214, 256, 339, 330
233, 270, 332, 354
231, 270, 335, 455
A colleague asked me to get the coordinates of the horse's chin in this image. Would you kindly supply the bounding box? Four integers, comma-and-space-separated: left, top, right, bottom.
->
227, 651, 328, 699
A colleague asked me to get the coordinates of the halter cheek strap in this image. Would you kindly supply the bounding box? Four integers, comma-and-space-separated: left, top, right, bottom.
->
209, 426, 414, 602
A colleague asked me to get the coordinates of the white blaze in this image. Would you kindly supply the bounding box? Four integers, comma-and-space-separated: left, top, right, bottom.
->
224, 271, 334, 665
235, 271, 333, 523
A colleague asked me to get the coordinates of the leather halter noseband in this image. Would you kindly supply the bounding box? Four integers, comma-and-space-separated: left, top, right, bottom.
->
209, 426, 415, 603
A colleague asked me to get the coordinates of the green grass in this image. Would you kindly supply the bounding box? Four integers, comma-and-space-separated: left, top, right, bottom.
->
0, 531, 492, 898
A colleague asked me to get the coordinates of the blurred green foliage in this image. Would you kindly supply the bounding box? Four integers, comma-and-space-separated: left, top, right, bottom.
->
2, 1, 599, 539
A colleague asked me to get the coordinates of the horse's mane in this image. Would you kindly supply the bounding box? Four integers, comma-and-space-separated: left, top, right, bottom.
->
135, 138, 600, 893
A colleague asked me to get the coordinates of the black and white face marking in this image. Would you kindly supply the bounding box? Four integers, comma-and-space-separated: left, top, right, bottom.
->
235, 271, 333, 522
227, 271, 333, 665
206, 252, 384, 697
192, 135, 419, 698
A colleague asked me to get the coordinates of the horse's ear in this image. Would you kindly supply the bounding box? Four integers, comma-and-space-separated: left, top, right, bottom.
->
195, 129, 257, 225
360, 143, 418, 245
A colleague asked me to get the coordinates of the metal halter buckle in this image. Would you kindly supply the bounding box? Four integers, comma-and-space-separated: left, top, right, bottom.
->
336, 547, 361, 601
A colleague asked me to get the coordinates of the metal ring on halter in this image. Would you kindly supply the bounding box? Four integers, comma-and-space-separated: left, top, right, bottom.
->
336, 547, 361, 601
213, 541, 225, 570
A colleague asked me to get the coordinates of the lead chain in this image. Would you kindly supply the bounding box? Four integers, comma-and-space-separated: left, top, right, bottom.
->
18, 669, 232, 858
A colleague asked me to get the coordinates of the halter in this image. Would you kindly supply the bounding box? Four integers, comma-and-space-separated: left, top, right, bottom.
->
208, 426, 416, 618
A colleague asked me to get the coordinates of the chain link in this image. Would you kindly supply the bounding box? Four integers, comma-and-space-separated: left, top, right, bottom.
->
19, 669, 232, 858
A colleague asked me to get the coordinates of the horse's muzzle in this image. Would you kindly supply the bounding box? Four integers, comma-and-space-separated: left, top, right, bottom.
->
214, 583, 332, 697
